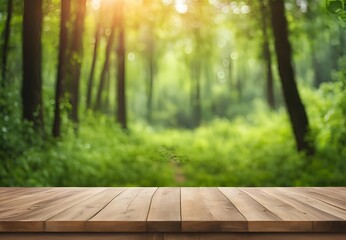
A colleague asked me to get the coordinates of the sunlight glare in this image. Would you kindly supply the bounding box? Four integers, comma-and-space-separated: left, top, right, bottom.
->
128, 52, 136, 61
175, 0, 188, 14
240, 5, 250, 14
91, 0, 102, 10
296, 0, 308, 13
230, 52, 238, 60
162, 0, 173, 6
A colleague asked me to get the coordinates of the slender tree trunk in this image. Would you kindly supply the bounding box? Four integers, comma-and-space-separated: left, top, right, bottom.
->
143, 1, 156, 124
260, 0, 275, 110
237, 74, 242, 102
339, 26, 346, 57
269, 0, 314, 154
104, 68, 111, 113
22, 0, 44, 130
67, 0, 86, 124
192, 58, 201, 127
95, 19, 116, 111
116, 0, 127, 129
1, 0, 13, 88
147, 45, 154, 123
86, 4, 104, 109
52, 0, 71, 137
227, 57, 232, 90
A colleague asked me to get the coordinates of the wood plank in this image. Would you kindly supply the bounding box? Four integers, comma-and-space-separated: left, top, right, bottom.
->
314, 188, 346, 199
164, 233, 346, 240
0, 188, 91, 218
0, 187, 34, 195
0, 187, 345, 234
87, 187, 158, 232
246, 233, 346, 240
181, 187, 247, 232
291, 188, 346, 210
0, 188, 106, 232
0, 233, 345, 240
240, 188, 313, 232
164, 233, 246, 240
0, 188, 77, 218
219, 187, 285, 232
164, 233, 197, 240
326, 187, 346, 193
45, 188, 127, 232
262, 188, 346, 232
0, 188, 67, 210
0, 188, 50, 199
0, 233, 163, 240
147, 187, 181, 232
279, 188, 346, 220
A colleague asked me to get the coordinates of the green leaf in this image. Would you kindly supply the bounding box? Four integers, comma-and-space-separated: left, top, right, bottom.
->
327, 0, 346, 22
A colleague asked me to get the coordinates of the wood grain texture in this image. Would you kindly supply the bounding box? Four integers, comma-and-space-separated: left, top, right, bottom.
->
0, 187, 345, 234
181, 187, 247, 232
45, 188, 127, 232
240, 188, 314, 232
0, 188, 68, 213
0, 233, 346, 240
147, 187, 181, 232
279, 188, 346, 220
292, 188, 346, 210
87, 187, 157, 232
0, 188, 106, 232
0, 233, 163, 240
0, 188, 53, 204
219, 187, 282, 232
262, 188, 346, 232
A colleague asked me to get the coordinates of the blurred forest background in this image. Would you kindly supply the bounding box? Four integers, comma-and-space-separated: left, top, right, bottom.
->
0, 0, 345, 186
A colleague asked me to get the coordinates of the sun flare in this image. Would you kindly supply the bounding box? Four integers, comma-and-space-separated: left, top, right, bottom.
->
91, 0, 102, 10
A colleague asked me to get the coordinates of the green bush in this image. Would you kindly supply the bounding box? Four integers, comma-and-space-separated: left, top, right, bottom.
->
1, 78, 345, 186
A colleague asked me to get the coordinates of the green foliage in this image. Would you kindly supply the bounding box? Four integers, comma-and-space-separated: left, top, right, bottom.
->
1, 0, 345, 187
1, 81, 345, 186
326, 0, 346, 21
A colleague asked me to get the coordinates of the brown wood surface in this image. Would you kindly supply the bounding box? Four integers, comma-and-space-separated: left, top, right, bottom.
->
147, 187, 181, 232
0, 187, 345, 234
45, 188, 126, 232
181, 187, 247, 232
87, 187, 157, 232
240, 188, 315, 231
219, 187, 283, 232
0, 233, 346, 240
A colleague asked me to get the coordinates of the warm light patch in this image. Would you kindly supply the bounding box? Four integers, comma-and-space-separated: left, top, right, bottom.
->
175, 0, 188, 14
91, 0, 102, 10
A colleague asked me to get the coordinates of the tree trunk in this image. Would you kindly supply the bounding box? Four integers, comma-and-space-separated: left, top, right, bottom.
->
269, 0, 314, 155
67, 0, 86, 124
260, 0, 275, 110
95, 18, 116, 111
236, 73, 242, 102
104, 68, 111, 114
146, 44, 155, 124
22, 0, 44, 130
52, 0, 71, 137
116, 0, 127, 129
1, 0, 13, 88
86, 3, 104, 109
192, 59, 201, 127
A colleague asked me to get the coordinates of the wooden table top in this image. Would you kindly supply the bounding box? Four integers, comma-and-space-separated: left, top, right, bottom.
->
0, 187, 345, 233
